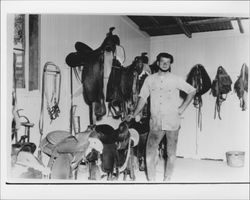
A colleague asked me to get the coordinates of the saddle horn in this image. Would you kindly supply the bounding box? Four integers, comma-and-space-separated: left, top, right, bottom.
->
109, 27, 115, 35
105, 27, 120, 49
141, 52, 149, 64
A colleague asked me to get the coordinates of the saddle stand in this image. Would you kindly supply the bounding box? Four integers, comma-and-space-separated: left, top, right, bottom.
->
12, 109, 36, 155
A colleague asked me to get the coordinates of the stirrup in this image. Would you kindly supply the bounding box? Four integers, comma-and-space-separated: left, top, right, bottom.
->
108, 103, 122, 119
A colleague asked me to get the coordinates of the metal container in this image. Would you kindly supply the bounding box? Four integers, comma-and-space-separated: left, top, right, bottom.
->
226, 151, 245, 167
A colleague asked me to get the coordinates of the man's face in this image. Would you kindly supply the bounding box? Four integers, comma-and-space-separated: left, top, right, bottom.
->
157, 57, 171, 71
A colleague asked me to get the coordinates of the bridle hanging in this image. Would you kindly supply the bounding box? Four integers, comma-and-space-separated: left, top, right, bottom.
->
191, 65, 203, 131
38, 62, 61, 160
43, 63, 61, 122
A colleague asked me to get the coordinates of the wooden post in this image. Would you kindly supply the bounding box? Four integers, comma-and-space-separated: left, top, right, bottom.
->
70, 67, 73, 135
174, 17, 192, 38
236, 18, 244, 33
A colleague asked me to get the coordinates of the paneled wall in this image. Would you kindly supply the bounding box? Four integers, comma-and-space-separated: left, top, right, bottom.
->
14, 15, 150, 151
150, 20, 249, 160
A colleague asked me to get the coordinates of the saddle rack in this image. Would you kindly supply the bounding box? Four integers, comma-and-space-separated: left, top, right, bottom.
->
12, 109, 36, 155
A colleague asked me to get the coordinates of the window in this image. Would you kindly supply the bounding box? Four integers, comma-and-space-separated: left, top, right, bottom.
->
14, 14, 25, 88
13, 14, 40, 91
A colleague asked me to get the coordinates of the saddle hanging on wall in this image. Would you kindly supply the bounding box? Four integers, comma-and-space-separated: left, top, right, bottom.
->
180, 64, 211, 131
106, 58, 124, 119
234, 63, 248, 111
65, 27, 122, 124
211, 66, 232, 119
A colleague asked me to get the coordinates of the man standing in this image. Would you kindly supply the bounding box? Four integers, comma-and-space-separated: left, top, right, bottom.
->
129, 52, 196, 181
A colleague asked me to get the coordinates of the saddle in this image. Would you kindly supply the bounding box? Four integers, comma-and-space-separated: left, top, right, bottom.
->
106, 58, 124, 119
181, 64, 211, 130
234, 63, 248, 111
66, 27, 120, 68
120, 56, 145, 116
75, 42, 93, 56
94, 122, 139, 180
12, 135, 37, 155
65, 27, 121, 123
149, 61, 158, 74
40, 127, 103, 179
106, 56, 141, 119
129, 118, 150, 171
211, 66, 232, 119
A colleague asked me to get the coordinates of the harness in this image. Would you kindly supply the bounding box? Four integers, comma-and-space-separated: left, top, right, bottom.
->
132, 71, 139, 109
183, 64, 211, 155
185, 64, 211, 131
38, 62, 61, 160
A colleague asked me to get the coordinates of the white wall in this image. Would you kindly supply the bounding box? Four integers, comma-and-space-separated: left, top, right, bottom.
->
14, 15, 150, 153
10, 15, 249, 161
150, 20, 249, 160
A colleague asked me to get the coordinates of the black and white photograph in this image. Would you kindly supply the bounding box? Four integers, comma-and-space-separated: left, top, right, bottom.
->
1, 1, 249, 199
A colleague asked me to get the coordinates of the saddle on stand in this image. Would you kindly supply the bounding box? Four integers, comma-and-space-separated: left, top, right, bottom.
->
40, 127, 103, 179
94, 122, 139, 181
11, 109, 37, 164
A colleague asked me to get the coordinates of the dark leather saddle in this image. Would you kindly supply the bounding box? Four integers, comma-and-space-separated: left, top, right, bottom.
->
95, 121, 130, 147
65, 42, 94, 68
65, 27, 120, 68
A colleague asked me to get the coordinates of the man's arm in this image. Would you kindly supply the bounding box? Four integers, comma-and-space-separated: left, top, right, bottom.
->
178, 90, 196, 115
127, 97, 147, 121
127, 75, 150, 121
133, 97, 147, 117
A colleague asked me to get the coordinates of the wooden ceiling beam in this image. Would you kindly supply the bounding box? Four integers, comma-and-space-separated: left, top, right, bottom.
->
173, 17, 192, 38
149, 16, 160, 26
140, 17, 249, 31
148, 16, 170, 35
188, 17, 249, 25
236, 18, 244, 33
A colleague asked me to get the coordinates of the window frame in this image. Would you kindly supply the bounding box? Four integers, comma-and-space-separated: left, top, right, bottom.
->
14, 14, 41, 95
